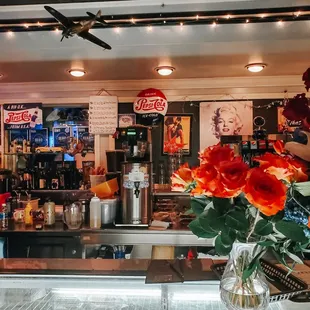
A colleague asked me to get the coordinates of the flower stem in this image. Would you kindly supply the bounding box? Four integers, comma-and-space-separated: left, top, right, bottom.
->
247, 209, 260, 243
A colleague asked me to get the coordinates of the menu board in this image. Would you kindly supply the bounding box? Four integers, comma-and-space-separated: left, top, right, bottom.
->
89, 96, 118, 134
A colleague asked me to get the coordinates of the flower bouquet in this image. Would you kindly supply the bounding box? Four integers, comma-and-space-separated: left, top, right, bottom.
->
171, 142, 310, 310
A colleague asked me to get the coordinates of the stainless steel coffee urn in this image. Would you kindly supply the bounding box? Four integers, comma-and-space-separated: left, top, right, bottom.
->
121, 162, 151, 225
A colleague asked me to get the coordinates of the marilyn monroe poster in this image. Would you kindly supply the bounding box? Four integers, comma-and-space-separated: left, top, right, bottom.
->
200, 101, 253, 150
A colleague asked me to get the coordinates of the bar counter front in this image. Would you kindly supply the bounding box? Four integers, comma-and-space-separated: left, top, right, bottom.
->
0, 258, 308, 310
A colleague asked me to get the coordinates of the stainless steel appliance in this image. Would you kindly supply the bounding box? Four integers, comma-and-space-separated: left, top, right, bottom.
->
121, 162, 152, 225
115, 127, 150, 162
101, 198, 118, 225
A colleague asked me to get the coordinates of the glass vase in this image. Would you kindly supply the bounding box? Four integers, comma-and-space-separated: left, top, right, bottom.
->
220, 242, 269, 310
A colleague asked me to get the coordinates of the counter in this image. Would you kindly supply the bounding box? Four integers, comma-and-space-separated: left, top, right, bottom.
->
0, 258, 308, 310
0, 222, 214, 246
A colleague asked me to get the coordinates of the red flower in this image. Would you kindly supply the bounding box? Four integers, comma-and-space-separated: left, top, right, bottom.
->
273, 140, 285, 155
253, 152, 293, 182
171, 163, 194, 192
244, 168, 287, 216
283, 93, 310, 121
286, 157, 308, 182
199, 144, 234, 167
303, 68, 310, 91
218, 158, 249, 190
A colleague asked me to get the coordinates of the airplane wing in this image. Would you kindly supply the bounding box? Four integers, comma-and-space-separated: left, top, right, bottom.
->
78, 31, 112, 50
44, 6, 75, 28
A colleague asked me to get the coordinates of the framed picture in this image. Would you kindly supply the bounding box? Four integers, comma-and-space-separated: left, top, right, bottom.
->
199, 101, 253, 149
162, 114, 192, 155
118, 114, 136, 127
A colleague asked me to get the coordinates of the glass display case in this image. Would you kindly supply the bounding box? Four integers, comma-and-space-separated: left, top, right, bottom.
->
0, 273, 307, 310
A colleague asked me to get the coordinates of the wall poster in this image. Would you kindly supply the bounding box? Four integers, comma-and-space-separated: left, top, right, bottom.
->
3, 103, 43, 129
200, 101, 253, 149
162, 114, 192, 155
277, 107, 302, 132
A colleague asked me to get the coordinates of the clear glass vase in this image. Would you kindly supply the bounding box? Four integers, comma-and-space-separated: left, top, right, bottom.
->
220, 243, 270, 310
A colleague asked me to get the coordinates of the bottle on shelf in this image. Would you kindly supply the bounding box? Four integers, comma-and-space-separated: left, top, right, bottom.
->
24, 201, 33, 226
50, 163, 60, 190
23, 168, 32, 190
89, 194, 101, 229
38, 162, 47, 190
0, 203, 8, 230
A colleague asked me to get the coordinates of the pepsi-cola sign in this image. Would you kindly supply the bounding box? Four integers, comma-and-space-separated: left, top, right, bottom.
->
133, 88, 168, 126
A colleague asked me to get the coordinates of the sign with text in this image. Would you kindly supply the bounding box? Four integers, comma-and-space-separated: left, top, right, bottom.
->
133, 88, 168, 126
3, 103, 43, 129
89, 96, 118, 134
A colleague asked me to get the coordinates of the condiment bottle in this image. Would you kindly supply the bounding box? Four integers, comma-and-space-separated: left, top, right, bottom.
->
24, 202, 33, 226
43, 199, 55, 226
89, 195, 101, 229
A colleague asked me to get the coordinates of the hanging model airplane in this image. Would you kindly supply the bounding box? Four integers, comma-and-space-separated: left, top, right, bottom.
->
44, 6, 112, 50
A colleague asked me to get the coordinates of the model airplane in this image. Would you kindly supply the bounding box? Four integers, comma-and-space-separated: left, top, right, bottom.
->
44, 6, 112, 50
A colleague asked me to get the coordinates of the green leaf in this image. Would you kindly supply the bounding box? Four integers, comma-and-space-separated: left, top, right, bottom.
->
212, 197, 231, 215
257, 240, 276, 247
199, 208, 224, 233
215, 235, 232, 256
236, 232, 247, 243
225, 210, 249, 232
184, 209, 194, 215
188, 219, 218, 238
191, 200, 205, 216
285, 250, 303, 265
275, 220, 308, 243
254, 219, 274, 236
221, 226, 237, 247
242, 250, 266, 282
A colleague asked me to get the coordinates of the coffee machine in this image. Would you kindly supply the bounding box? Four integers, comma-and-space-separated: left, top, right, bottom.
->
114, 126, 152, 226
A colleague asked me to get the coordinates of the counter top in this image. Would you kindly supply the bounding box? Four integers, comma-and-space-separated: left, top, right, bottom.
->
0, 222, 214, 246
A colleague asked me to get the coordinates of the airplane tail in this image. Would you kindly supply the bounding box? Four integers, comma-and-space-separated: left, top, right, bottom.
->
96, 10, 101, 18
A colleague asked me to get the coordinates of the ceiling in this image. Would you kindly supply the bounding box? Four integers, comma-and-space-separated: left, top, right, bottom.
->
0, 0, 310, 83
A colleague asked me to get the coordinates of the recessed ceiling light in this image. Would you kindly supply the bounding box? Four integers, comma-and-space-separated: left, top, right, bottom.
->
155, 66, 175, 76
245, 63, 267, 73
68, 69, 86, 77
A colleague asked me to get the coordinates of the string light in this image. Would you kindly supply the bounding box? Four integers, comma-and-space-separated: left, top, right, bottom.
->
246, 19, 250, 23
163, 20, 166, 24
7, 30, 14, 38
54, 27, 60, 33
180, 22, 184, 27
114, 27, 121, 33
261, 14, 266, 18
278, 20, 283, 26
226, 14, 231, 19
295, 11, 301, 17
212, 21, 217, 27
37, 21, 42, 27
131, 18, 135, 24
24, 24, 29, 28
196, 15, 199, 20
147, 25, 153, 32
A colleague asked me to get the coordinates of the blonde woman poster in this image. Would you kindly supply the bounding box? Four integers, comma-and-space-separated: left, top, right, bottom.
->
200, 101, 253, 149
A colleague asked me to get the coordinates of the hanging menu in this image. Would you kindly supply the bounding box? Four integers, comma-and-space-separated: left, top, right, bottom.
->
89, 96, 118, 135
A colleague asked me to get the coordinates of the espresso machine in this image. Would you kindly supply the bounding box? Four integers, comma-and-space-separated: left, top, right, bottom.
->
114, 126, 152, 226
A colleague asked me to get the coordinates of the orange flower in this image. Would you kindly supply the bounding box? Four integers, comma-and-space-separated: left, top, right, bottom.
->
199, 144, 234, 167
273, 140, 285, 155
253, 152, 293, 182
171, 163, 194, 192
218, 158, 249, 191
286, 157, 308, 182
244, 168, 287, 216
192, 163, 218, 185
